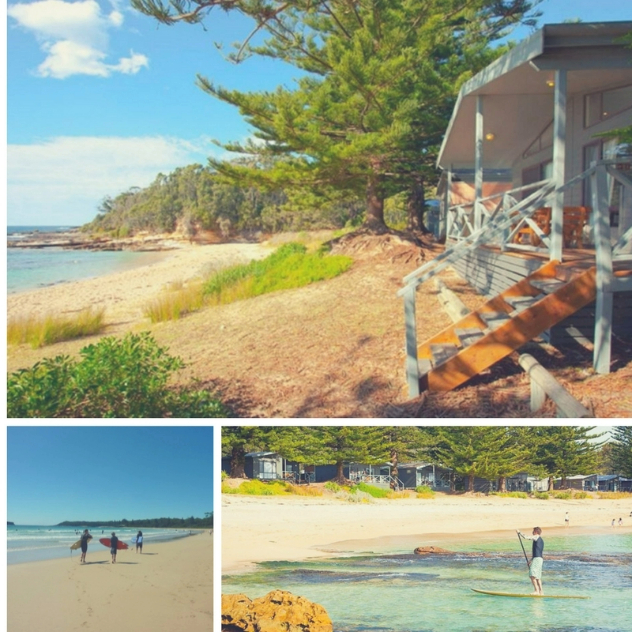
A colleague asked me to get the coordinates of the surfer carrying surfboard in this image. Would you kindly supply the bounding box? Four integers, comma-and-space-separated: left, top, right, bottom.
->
110, 532, 119, 564
517, 527, 544, 596
80, 529, 92, 564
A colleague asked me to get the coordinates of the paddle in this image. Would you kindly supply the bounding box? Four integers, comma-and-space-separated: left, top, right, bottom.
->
516, 531, 530, 569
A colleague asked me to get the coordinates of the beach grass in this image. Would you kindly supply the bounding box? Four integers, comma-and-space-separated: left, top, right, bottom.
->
143, 280, 206, 323
597, 491, 632, 499
415, 485, 436, 498
7, 307, 106, 348
203, 242, 353, 305
351, 482, 390, 498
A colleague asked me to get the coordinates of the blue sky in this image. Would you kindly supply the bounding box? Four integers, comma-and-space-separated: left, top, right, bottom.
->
7, 426, 214, 525
6, 0, 632, 226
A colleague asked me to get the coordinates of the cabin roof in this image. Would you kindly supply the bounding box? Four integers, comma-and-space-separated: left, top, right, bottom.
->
437, 21, 632, 170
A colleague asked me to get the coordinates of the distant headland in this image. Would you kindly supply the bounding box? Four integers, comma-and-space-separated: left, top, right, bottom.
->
57, 515, 212, 529
7, 521, 15, 526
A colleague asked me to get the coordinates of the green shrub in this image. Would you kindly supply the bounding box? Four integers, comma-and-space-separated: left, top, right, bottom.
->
8, 308, 106, 348
203, 242, 353, 304
7, 332, 228, 418
534, 492, 549, 500
351, 482, 389, 498
553, 491, 572, 500
236, 480, 289, 495
574, 491, 590, 499
325, 481, 341, 493
492, 491, 528, 499
415, 485, 435, 498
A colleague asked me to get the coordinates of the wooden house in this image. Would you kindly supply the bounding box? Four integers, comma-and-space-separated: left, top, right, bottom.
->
401, 22, 632, 398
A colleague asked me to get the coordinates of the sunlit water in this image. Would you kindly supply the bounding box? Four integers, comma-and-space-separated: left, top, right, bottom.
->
223, 532, 632, 632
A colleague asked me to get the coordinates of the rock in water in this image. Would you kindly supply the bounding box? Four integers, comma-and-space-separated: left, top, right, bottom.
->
413, 546, 454, 555
222, 590, 333, 632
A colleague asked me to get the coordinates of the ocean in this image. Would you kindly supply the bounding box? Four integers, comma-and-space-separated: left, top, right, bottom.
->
7, 524, 199, 565
7, 226, 168, 294
223, 531, 632, 632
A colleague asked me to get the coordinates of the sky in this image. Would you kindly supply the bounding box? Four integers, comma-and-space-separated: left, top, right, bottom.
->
6, 426, 214, 525
6, 0, 632, 226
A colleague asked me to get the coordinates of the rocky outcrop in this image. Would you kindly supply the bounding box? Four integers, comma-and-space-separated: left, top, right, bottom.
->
222, 590, 333, 632
413, 546, 454, 555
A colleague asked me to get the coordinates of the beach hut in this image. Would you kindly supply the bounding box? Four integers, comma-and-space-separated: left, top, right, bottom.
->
398, 462, 453, 490
401, 21, 632, 398
553, 475, 589, 490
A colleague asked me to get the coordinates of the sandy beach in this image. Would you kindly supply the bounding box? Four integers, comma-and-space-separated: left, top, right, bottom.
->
222, 493, 632, 573
8, 532, 213, 632
7, 242, 270, 325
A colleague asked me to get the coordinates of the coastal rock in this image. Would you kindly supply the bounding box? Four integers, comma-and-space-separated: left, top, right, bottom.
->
222, 590, 333, 632
413, 546, 454, 555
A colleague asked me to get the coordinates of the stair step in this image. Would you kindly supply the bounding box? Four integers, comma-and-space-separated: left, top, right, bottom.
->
455, 327, 485, 347
529, 279, 566, 294
504, 294, 545, 311
430, 343, 459, 365
479, 311, 512, 330
418, 358, 433, 377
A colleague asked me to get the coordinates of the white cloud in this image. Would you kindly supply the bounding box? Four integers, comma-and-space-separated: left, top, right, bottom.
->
8, 136, 219, 225
8, 0, 148, 78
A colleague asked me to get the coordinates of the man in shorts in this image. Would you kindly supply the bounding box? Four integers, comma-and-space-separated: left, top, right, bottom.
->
517, 527, 544, 595
110, 532, 119, 564
80, 529, 92, 564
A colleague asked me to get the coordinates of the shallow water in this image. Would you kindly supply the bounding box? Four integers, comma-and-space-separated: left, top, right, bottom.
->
223, 532, 632, 632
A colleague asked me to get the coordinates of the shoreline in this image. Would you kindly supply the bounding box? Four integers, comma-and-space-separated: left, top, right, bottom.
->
8, 531, 213, 632
222, 493, 632, 574
7, 241, 270, 331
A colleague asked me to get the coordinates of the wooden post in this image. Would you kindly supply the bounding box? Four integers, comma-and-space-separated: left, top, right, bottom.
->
475, 96, 484, 232
404, 285, 420, 398
550, 69, 567, 262
591, 163, 614, 374
442, 170, 452, 241
518, 354, 592, 418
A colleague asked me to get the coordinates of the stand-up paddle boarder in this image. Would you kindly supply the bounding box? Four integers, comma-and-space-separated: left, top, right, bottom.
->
517, 527, 544, 595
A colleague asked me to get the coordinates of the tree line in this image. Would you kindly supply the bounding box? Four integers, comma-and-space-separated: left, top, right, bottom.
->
83, 163, 366, 237
57, 513, 213, 529
223, 426, 632, 492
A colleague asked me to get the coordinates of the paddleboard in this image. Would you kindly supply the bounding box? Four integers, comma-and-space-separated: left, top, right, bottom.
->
99, 538, 129, 550
70, 539, 82, 551
472, 589, 588, 599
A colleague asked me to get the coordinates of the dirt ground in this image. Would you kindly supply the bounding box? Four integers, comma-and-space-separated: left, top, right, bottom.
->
7, 233, 632, 418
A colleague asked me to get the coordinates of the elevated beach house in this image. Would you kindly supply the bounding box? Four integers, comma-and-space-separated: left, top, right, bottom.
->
400, 21, 632, 397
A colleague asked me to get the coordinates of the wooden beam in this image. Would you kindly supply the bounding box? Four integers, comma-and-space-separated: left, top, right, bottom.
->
475, 96, 483, 232
550, 69, 567, 262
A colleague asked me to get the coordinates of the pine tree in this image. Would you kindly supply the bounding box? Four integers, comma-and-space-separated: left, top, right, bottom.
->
610, 426, 632, 478
131, 0, 541, 230
221, 426, 272, 477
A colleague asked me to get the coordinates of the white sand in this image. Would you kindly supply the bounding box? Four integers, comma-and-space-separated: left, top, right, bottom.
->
222, 493, 632, 573
7, 532, 213, 632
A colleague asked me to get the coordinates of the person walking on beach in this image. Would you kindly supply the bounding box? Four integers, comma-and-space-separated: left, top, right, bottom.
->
136, 531, 143, 554
564, 511, 569, 527
517, 527, 544, 595
110, 532, 119, 563
80, 529, 92, 564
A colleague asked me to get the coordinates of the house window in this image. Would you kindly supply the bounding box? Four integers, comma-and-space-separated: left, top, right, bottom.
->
584, 84, 632, 128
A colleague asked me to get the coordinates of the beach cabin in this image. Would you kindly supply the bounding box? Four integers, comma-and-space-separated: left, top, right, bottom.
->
313, 462, 394, 487
242, 451, 312, 482
553, 474, 589, 491
401, 22, 632, 397
398, 463, 453, 490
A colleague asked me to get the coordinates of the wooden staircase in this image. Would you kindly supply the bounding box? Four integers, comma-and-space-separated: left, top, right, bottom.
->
416, 260, 598, 392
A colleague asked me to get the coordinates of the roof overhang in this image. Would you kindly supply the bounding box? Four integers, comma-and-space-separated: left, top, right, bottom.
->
437, 22, 632, 170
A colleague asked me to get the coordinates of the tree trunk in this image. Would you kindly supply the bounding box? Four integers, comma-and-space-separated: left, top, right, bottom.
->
334, 461, 348, 485
230, 446, 247, 478
548, 476, 554, 492
406, 178, 429, 233
498, 476, 507, 493
364, 174, 386, 229
467, 475, 474, 492
390, 449, 399, 490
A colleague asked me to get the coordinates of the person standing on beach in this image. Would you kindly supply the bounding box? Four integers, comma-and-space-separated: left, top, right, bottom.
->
110, 532, 119, 563
80, 529, 92, 564
517, 527, 544, 595
136, 531, 143, 553
565, 511, 569, 527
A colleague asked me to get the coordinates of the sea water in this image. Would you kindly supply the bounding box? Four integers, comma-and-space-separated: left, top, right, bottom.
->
223, 531, 632, 632
7, 524, 199, 565
7, 226, 167, 294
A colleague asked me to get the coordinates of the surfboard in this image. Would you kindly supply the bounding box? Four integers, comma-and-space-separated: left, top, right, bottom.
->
99, 538, 129, 550
70, 539, 82, 550
472, 589, 588, 599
